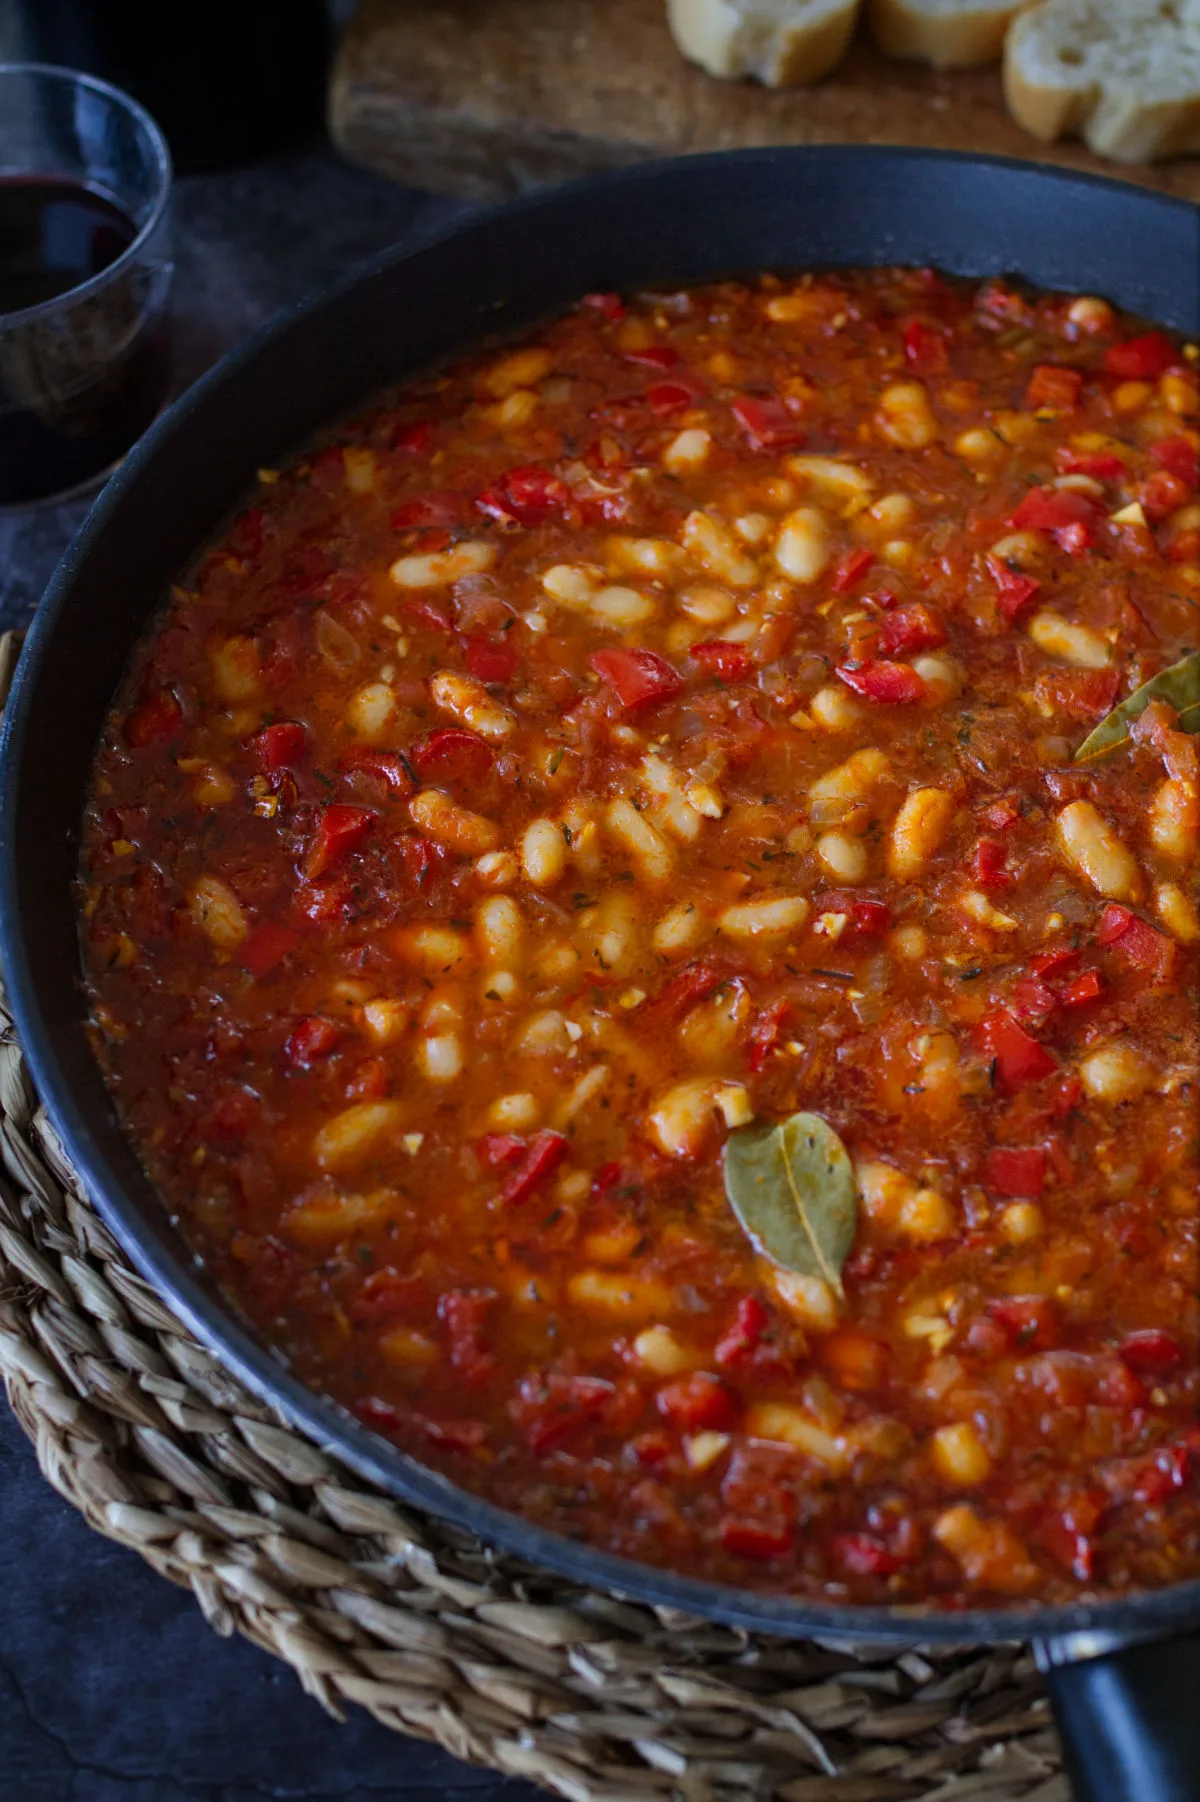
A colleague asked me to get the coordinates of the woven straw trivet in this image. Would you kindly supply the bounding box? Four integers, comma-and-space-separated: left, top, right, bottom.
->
0, 629, 1068, 1802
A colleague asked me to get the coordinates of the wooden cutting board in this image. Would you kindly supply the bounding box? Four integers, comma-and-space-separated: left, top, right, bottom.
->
330, 0, 1200, 203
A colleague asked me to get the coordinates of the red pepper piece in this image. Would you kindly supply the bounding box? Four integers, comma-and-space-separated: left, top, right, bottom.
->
719, 1515, 794, 1560
408, 727, 493, 784
644, 377, 704, 415
400, 597, 454, 635
582, 291, 625, 320
987, 1295, 1057, 1350
648, 957, 732, 1024
338, 749, 414, 795
390, 491, 465, 532
730, 393, 805, 450
1097, 904, 1179, 986
1055, 447, 1125, 480
392, 420, 433, 455
813, 890, 891, 936
977, 1008, 1056, 1091
1009, 485, 1103, 553
984, 1146, 1047, 1198
1104, 331, 1177, 380
1011, 976, 1059, 1022
1025, 364, 1084, 410
305, 803, 374, 880
477, 1132, 526, 1168
902, 317, 948, 374
499, 1129, 567, 1206
349, 1269, 426, 1323
837, 659, 926, 704
972, 838, 1013, 890
834, 1532, 902, 1578
474, 464, 570, 527
590, 646, 684, 711
1031, 946, 1081, 979
438, 1287, 498, 1386
625, 344, 678, 369
628, 1430, 673, 1468
983, 796, 1021, 833
985, 552, 1042, 621
463, 635, 518, 686
241, 922, 301, 978
249, 720, 306, 772
124, 687, 182, 748
1150, 434, 1200, 490
829, 547, 876, 593
352, 1396, 403, 1434
714, 1296, 769, 1369
656, 1374, 737, 1433
1120, 1329, 1183, 1374
284, 1015, 341, 1068
692, 640, 755, 682
1059, 968, 1105, 1008
748, 998, 790, 1074
877, 603, 946, 658
509, 1371, 624, 1455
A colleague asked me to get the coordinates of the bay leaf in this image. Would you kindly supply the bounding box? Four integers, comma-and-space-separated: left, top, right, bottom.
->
722, 1111, 857, 1295
1075, 648, 1200, 762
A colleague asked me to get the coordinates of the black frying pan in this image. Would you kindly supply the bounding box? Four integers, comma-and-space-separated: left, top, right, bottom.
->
1, 147, 1198, 1802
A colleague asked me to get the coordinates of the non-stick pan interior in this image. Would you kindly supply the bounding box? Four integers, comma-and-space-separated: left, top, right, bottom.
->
3, 147, 1199, 1646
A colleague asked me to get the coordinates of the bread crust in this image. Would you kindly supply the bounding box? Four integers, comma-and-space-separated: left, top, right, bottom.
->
869, 0, 1024, 69
665, 0, 861, 86
1003, 1, 1200, 162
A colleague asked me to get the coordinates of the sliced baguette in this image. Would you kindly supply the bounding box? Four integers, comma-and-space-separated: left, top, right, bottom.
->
1005, 0, 1200, 163
665, 0, 862, 86
869, 0, 1027, 68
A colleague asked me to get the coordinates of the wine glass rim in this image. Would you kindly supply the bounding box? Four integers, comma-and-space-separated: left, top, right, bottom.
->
0, 61, 173, 329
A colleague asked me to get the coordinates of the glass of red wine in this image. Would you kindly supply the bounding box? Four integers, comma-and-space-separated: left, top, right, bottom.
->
0, 63, 172, 508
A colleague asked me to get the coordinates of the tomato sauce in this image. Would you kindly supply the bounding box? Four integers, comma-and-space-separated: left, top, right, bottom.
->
79, 269, 1200, 1607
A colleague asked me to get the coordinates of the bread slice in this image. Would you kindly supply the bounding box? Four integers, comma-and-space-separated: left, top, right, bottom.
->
869, 0, 1026, 68
665, 0, 861, 86
1004, 0, 1200, 163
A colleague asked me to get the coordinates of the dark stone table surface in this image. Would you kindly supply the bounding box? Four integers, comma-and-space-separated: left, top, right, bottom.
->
0, 55, 547, 1800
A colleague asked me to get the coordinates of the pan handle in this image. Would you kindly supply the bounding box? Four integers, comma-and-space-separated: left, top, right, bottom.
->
1035, 1628, 1200, 1802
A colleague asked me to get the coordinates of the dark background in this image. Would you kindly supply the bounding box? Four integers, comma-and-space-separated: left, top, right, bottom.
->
0, 8, 544, 1800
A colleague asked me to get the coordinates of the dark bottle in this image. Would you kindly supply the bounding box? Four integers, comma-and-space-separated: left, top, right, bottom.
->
0, 177, 170, 505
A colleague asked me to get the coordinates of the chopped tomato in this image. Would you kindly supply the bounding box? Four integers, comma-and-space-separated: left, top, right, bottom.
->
391, 420, 433, 455
474, 464, 570, 527
408, 727, 493, 784
438, 1288, 498, 1386
1097, 904, 1179, 987
985, 553, 1041, 621
390, 492, 464, 532
987, 1295, 1057, 1351
240, 922, 300, 978
1009, 485, 1102, 553
692, 640, 754, 682
730, 392, 804, 450
747, 998, 790, 1073
1104, 332, 1177, 380
582, 291, 625, 320
834, 1532, 901, 1578
590, 647, 684, 711
1025, 365, 1083, 410
1056, 447, 1125, 480
645, 379, 703, 415
830, 547, 875, 593
305, 804, 374, 880
462, 635, 518, 686
836, 659, 926, 704
625, 344, 679, 369
498, 1130, 567, 1205
977, 1009, 1056, 1091
902, 318, 948, 375
984, 1146, 1047, 1198
813, 891, 890, 936
656, 1374, 737, 1433
972, 839, 1013, 890
877, 604, 946, 658
718, 1516, 794, 1560
1150, 435, 1199, 490
509, 1371, 632, 1455
714, 1296, 769, 1369
284, 1015, 341, 1067
1059, 968, 1105, 1008
1120, 1329, 1183, 1374
249, 720, 307, 772
338, 748, 414, 795
349, 1269, 425, 1322
125, 687, 182, 748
